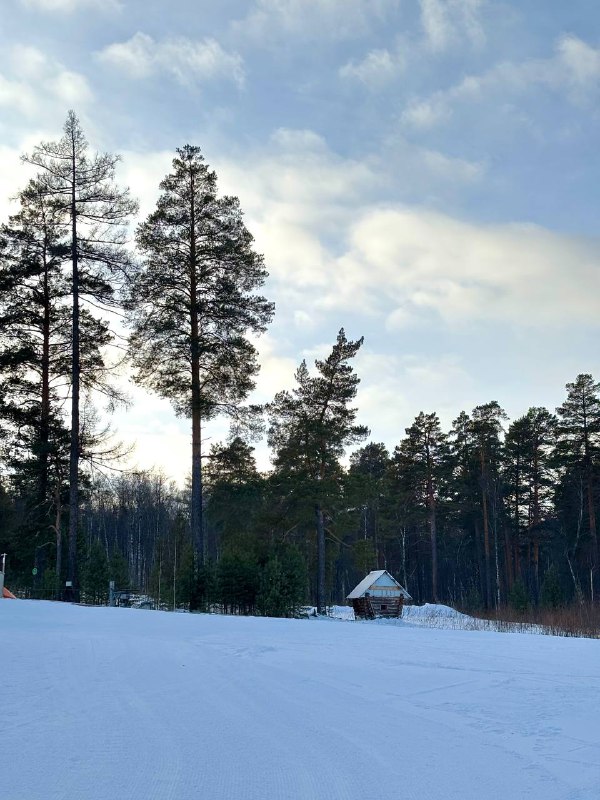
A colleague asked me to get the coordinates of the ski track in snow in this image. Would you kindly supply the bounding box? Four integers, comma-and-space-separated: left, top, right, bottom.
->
2, 601, 600, 800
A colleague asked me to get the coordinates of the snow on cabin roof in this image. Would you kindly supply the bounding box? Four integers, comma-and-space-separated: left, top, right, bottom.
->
347, 570, 411, 600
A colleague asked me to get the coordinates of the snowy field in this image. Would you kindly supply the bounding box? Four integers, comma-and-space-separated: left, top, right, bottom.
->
2, 601, 600, 800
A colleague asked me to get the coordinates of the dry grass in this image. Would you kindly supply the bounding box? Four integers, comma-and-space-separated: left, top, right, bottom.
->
466, 603, 600, 639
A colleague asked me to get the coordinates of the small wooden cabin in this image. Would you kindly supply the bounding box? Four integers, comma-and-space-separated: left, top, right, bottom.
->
347, 570, 412, 619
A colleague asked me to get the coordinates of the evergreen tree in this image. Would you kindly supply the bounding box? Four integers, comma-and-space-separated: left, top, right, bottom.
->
268, 329, 368, 613
471, 402, 508, 608
205, 438, 263, 558
508, 577, 528, 613
540, 564, 564, 608
127, 145, 274, 568
556, 374, 600, 597
346, 442, 391, 575
0, 180, 114, 587
504, 408, 557, 598
81, 539, 109, 605
394, 413, 447, 601
23, 112, 137, 598
108, 548, 129, 589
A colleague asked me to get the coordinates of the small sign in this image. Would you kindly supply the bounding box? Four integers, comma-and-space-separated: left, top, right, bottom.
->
32, 567, 38, 576
65, 581, 72, 587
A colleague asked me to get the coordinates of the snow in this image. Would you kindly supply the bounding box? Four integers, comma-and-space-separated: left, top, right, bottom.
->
2, 601, 600, 800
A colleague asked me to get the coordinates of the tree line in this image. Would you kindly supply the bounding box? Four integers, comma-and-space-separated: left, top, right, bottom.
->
1, 112, 599, 616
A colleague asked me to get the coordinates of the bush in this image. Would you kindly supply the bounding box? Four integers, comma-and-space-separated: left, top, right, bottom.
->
81, 540, 109, 605
508, 578, 528, 613
541, 565, 564, 608
257, 545, 307, 618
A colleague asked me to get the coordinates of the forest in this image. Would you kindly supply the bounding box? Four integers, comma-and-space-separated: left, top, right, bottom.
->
1, 112, 599, 618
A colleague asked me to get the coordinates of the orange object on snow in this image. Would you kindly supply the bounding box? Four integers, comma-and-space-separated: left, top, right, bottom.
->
2, 586, 16, 599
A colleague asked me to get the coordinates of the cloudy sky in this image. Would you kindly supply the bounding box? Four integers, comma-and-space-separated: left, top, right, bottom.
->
1, 0, 599, 480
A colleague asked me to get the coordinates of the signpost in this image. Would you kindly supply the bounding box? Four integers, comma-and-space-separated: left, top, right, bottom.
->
0, 553, 6, 598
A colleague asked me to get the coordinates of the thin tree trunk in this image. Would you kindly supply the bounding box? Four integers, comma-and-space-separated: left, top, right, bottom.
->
474, 518, 485, 606
482, 499, 491, 606
316, 504, 325, 614
513, 457, 521, 580
40, 240, 51, 524
68, 142, 80, 601
189, 172, 203, 565
427, 477, 438, 602
582, 396, 598, 596
54, 478, 62, 587
401, 525, 407, 589
587, 476, 598, 590
503, 525, 513, 591
480, 448, 492, 608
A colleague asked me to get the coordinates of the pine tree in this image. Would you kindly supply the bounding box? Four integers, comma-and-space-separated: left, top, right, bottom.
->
81, 539, 109, 604
471, 402, 508, 608
127, 145, 274, 569
394, 412, 447, 601
268, 329, 368, 613
0, 181, 69, 580
556, 374, 600, 597
0, 179, 121, 587
205, 438, 262, 558
22, 112, 137, 598
504, 408, 557, 599
540, 564, 564, 608
347, 442, 391, 572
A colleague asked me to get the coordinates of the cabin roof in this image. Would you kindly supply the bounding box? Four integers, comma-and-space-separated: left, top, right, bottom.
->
347, 569, 412, 600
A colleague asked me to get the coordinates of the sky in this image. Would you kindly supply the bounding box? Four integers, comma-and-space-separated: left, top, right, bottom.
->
1, 0, 599, 481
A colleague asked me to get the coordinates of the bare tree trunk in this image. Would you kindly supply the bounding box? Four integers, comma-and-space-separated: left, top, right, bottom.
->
40, 242, 51, 526
401, 526, 407, 589
54, 479, 62, 586
189, 172, 204, 566
68, 143, 80, 601
587, 476, 598, 594
474, 519, 485, 606
503, 525, 513, 591
316, 504, 325, 614
427, 478, 438, 602
481, 487, 492, 608
513, 462, 521, 581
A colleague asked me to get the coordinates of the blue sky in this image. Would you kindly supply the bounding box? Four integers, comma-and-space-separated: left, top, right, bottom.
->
1, 0, 599, 480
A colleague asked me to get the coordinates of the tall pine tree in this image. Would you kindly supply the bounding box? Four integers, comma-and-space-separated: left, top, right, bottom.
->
23, 112, 137, 597
556, 374, 600, 597
127, 145, 273, 569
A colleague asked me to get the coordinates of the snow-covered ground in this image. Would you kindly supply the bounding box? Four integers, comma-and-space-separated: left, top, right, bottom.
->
2, 601, 599, 800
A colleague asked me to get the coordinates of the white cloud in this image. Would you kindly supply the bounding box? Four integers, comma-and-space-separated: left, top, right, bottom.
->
233, 0, 401, 43
161, 129, 591, 331
402, 34, 600, 129
109, 130, 600, 480
400, 97, 449, 129
208, 131, 594, 328
20, 0, 121, 11
339, 47, 404, 88
355, 351, 476, 439
0, 46, 92, 122
344, 209, 600, 326
97, 33, 245, 87
556, 34, 600, 96
420, 0, 485, 52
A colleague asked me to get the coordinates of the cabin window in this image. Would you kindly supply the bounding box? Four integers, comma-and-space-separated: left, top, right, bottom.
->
381, 604, 387, 611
